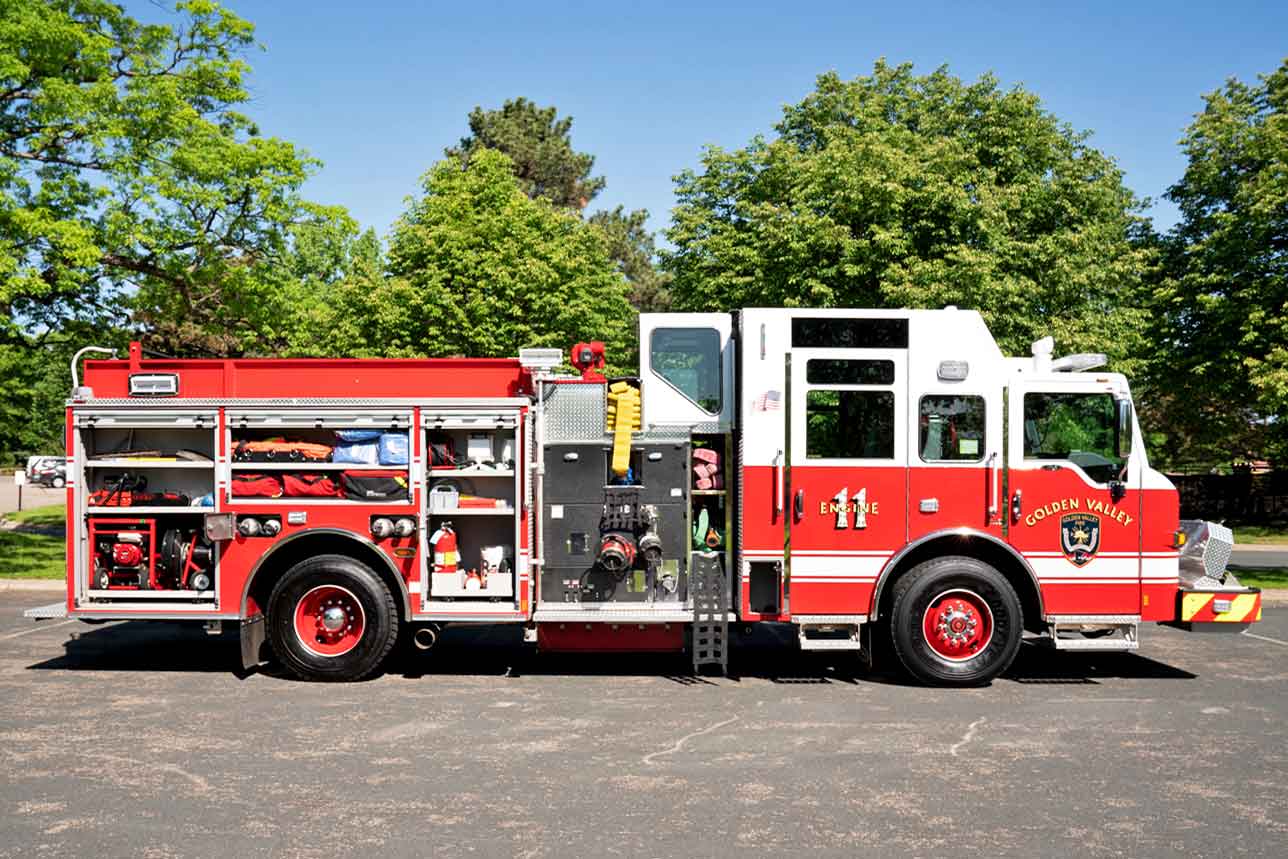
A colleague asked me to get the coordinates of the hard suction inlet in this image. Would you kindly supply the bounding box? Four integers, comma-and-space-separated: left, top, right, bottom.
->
597, 532, 637, 574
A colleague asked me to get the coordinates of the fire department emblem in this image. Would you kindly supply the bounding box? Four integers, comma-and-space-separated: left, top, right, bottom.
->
1060, 513, 1101, 566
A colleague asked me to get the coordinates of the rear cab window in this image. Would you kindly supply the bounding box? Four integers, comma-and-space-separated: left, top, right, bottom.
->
649, 328, 722, 414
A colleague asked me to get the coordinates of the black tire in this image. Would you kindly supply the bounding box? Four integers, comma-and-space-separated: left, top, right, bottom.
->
889, 555, 1023, 687
52, 475, 65, 489
267, 554, 399, 682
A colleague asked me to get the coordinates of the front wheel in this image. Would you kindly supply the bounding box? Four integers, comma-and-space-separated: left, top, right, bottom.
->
889, 556, 1023, 686
267, 554, 398, 681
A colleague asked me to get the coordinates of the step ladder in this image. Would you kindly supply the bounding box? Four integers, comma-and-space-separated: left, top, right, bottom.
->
691, 552, 730, 674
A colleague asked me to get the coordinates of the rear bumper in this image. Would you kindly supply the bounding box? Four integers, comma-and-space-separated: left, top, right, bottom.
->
1162, 588, 1262, 632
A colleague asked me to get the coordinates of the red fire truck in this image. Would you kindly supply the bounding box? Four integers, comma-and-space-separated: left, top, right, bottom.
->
25, 309, 1261, 684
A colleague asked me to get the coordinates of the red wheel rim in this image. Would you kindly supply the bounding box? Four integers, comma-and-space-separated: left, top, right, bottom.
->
921, 589, 993, 662
293, 585, 366, 657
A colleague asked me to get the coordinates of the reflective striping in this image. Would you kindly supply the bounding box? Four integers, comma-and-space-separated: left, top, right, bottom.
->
1180, 591, 1262, 623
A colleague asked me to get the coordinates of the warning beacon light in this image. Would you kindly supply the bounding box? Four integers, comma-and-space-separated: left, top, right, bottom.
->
571, 341, 607, 382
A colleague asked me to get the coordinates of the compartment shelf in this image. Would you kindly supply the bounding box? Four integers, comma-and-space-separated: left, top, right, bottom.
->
228, 498, 413, 506
85, 460, 214, 469
428, 507, 515, 516
691, 489, 726, 496
86, 589, 215, 600
87, 506, 214, 515
429, 468, 515, 477
229, 462, 407, 471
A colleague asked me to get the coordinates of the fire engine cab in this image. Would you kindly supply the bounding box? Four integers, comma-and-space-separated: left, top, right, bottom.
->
26, 308, 1261, 685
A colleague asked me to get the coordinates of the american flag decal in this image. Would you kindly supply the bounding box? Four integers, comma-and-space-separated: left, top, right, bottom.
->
754, 390, 782, 411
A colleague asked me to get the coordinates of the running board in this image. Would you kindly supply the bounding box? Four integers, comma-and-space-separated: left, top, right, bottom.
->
1045, 621, 1139, 651
23, 602, 68, 620
533, 607, 732, 624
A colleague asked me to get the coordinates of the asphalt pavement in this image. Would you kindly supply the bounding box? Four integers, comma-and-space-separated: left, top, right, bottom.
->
1232, 546, 1288, 569
0, 481, 62, 516
1, 593, 1285, 857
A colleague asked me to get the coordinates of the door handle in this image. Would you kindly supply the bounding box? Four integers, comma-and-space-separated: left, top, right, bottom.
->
794, 489, 805, 520
773, 449, 784, 517
985, 452, 998, 523
1010, 489, 1023, 523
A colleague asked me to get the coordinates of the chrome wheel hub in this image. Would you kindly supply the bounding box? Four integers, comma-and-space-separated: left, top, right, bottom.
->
320, 604, 347, 632
935, 605, 977, 647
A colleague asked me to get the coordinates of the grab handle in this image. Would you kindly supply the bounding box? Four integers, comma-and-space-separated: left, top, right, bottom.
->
773, 449, 784, 518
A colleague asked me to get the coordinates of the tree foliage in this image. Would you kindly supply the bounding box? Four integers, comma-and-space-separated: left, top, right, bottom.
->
588, 206, 672, 311
1151, 59, 1288, 465
0, 0, 327, 354
445, 97, 604, 210
448, 98, 668, 312
306, 149, 635, 364
664, 61, 1152, 366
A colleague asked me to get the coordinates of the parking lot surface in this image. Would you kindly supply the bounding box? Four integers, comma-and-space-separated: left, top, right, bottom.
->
0, 482, 62, 516
1, 594, 1285, 857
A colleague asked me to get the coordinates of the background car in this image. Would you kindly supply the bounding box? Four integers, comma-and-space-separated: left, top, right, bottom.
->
27, 456, 68, 489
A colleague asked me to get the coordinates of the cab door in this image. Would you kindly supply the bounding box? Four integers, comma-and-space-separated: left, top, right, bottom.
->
787, 346, 908, 616
1006, 379, 1141, 616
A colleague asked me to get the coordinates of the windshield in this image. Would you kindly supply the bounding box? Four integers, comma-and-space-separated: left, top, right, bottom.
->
1023, 392, 1127, 483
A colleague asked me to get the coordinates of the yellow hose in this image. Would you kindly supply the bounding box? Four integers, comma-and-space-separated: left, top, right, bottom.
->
606, 383, 641, 476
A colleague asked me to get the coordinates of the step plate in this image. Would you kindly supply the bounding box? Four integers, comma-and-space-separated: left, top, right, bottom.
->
798, 638, 864, 651
23, 602, 68, 620
1048, 636, 1139, 651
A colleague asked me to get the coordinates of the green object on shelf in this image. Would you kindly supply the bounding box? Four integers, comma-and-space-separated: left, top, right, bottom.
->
694, 507, 709, 549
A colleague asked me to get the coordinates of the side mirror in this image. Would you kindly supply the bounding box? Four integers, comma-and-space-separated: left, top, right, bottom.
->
1115, 399, 1133, 460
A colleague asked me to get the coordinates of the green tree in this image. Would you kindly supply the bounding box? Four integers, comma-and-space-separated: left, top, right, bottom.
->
1152, 59, 1288, 465
663, 61, 1152, 368
310, 149, 635, 365
445, 97, 605, 210
589, 206, 673, 311
450, 98, 671, 314
0, 0, 328, 355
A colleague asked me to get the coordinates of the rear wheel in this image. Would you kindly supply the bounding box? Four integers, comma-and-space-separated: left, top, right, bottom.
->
267, 554, 398, 681
51, 475, 65, 489
889, 556, 1022, 686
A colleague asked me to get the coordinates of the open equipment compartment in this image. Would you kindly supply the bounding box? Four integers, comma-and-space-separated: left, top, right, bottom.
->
225, 408, 413, 504
422, 408, 521, 601
74, 410, 220, 604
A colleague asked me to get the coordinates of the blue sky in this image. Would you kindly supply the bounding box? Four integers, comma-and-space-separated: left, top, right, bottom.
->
144, 1, 1288, 240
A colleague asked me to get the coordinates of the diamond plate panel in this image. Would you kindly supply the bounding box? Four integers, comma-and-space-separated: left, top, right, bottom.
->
545, 383, 606, 441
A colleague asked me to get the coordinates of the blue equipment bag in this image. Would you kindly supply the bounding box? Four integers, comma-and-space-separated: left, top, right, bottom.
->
334, 429, 382, 442
378, 432, 409, 465
332, 441, 379, 464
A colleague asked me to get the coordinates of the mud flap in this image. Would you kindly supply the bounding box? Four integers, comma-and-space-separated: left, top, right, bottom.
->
240, 614, 266, 670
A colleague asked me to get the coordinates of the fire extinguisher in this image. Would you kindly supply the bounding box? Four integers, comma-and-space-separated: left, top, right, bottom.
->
429, 523, 457, 575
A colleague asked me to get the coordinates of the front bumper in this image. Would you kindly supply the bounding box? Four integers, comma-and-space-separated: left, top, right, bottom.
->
1164, 587, 1262, 631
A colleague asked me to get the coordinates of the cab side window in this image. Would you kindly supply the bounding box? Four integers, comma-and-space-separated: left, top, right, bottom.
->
919, 395, 985, 462
1023, 392, 1122, 483
806, 390, 895, 459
